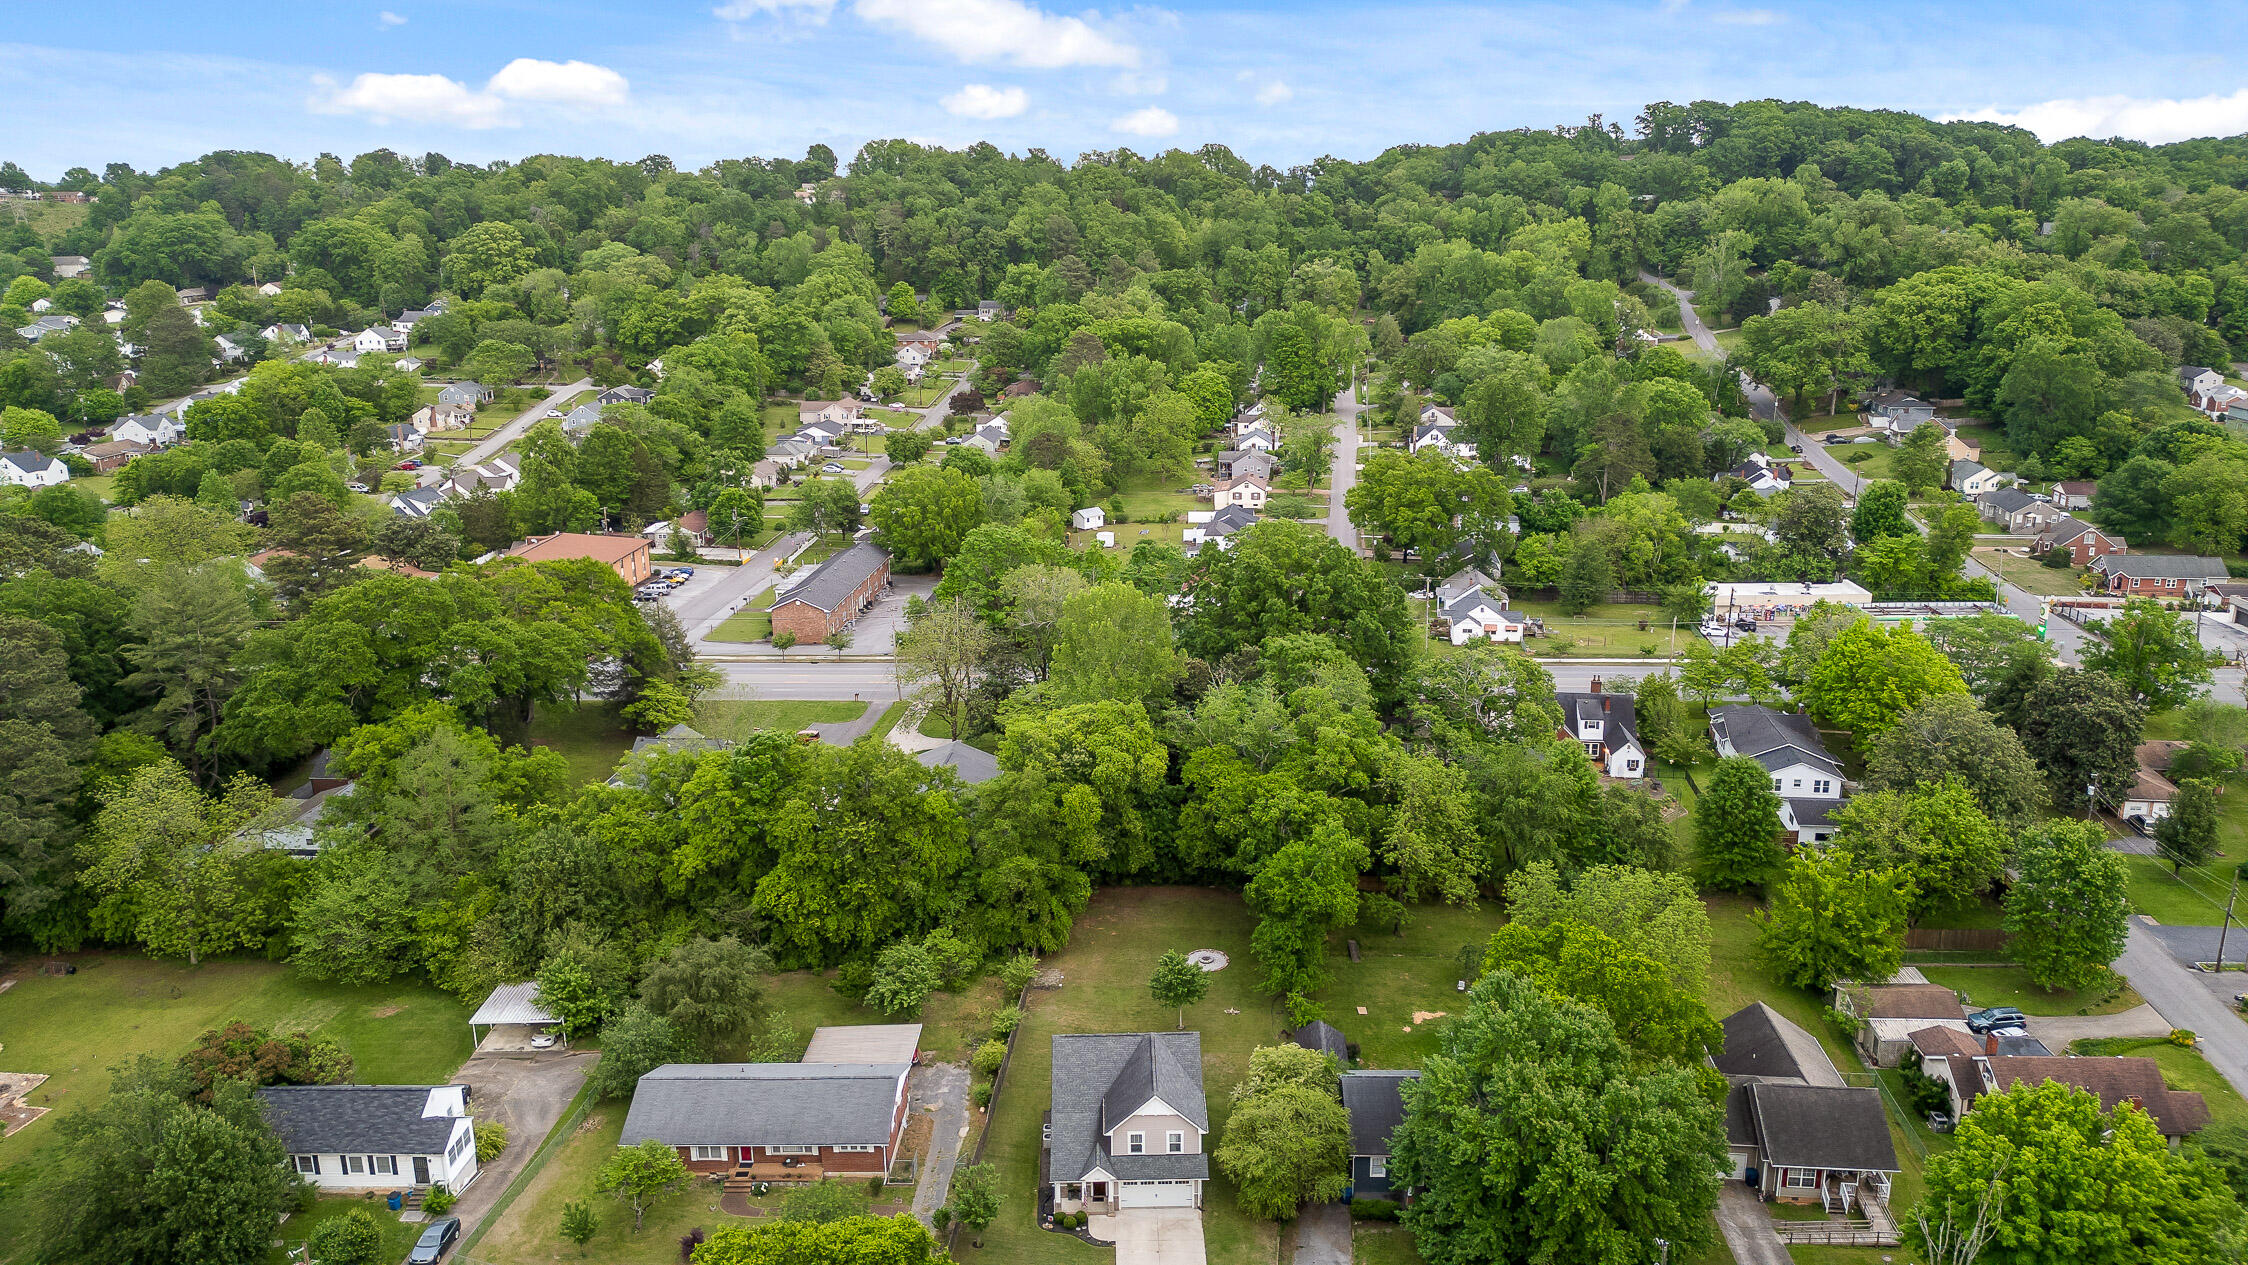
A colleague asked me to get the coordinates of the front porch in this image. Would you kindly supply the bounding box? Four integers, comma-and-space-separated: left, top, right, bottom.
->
1768, 1172, 1898, 1247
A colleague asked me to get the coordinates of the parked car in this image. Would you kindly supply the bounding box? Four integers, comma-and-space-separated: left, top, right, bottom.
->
345, 482, 370, 493
667, 566, 696, 578
1967, 1006, 2028, 1034
1926, 1110, 1955, 1134
408, 1217, 460, 1264
529, 1029, 559, 1049
395, 460, 420, 470
822, 462, 846, 473
1788, 444, 1804, 454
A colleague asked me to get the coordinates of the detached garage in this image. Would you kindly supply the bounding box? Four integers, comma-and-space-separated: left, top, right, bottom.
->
470, 982, 563, 1052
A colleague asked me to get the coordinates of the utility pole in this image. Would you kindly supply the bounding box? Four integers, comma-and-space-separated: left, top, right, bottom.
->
2217, 861, 2248, 973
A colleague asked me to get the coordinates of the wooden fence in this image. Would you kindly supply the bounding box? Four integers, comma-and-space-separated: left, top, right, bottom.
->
1904, 927, 2013, 952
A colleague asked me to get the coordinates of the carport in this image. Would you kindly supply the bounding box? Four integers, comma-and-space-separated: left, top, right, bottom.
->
469, 982, 564, 1052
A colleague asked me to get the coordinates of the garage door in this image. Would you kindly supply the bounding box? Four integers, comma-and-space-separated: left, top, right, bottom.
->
1119, 1180, 1197, 1208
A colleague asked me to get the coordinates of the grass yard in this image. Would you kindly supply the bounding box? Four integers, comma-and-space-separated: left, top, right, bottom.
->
268, 1196, 426, 1265
868, 700, 911, 742
2073, 1037, 2248, 1130
695, 699, 866, 738
2117, 739, 2248, 924
4, 199, 90, 236
1972, 547, 2086, 597
521, 702, 636, 784
916, 706, 1000, 752
1831, 444, 1893, 481
0, 955, 471, 1265
1916, 965, 2140, 1016
1353, 1222, 1425, 1264
1948, 422, 2019, 472
1109, 474, 1203, 524
71, 473, 117, 503
1311, 902, 1509, 1070
708, 585, 775, 644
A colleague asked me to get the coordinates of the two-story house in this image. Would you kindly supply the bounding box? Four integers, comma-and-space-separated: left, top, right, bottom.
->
1555, 685, 1646, 779
1439, 585, 1527, 645
1048, 1032, 1210, 1213
1710, 704, 1846, 844
2034, 516, 2126, 566
1974, 487, 2066, 535
1862, 390, 1936, 432
1949, 459, 2006, 496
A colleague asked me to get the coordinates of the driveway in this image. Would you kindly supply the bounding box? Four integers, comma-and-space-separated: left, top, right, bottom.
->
448, 1050, 596, 1238
908, 1061, 971, 1225
2027, 1003, 2172, 1048
420, 378, 591, 484
1714, 1182, 1793, 1265
1115, 1207, 1207, 1265
1289, 1201, 1349, 1265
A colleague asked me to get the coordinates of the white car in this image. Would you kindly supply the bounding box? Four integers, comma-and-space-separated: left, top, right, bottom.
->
529, 1030, 558, 1050
822, 462, 846, 473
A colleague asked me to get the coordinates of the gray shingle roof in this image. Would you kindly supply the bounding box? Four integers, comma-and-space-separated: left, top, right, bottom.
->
1050, 1033, 1210, 1184
1978, 487, 2034, 515
1747, 1083, 1899, 1172
1710, 705, 1841, 779
2040, 516, 2112, 545
916, 740, 999, 785
1951, 458, 1990, 481
1341, 1070, 1420, 1157
1714, 1003, 1843, 1086
619, 1063, 909, 1147
1289, 1020, 1349, 1062
2096, 554, 2229, 580
256, 1085, 462, 1155
1558, 691, 1640, 752
1205, 506, 1260, 536
1441, 586, 1506, 620
774, 543, 889, 614
1786, 797, 1839, 828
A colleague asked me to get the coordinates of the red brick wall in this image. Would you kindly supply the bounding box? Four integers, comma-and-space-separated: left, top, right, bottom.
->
770, 599, 839, 643
677, 1146, 733, 1173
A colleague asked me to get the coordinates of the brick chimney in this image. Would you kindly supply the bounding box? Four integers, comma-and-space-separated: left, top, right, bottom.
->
1985, 1032, 1999, 1056
1603, 696, 1612, 713
1589, 677, 1604, 693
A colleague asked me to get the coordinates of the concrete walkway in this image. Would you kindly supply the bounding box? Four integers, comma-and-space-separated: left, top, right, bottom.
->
1714, 1183, 1793, 1265
909, 1062, 971, 1225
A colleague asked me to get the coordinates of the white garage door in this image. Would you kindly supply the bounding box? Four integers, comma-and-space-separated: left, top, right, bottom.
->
1119, 1180, 1197, 1208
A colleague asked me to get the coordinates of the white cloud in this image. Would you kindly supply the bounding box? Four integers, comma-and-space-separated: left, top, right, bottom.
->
1944, 89, 2248, 145
941, 83, 1029, 119
855, 0, 1139, 68
1110, 105, 1177, 137
485, 58, 631, 107
1255, 79, 1292, 106
712, 0, 839, 19
1709, 8, 1780, 24
312, 58, 630, 128
378, 10, 407, 26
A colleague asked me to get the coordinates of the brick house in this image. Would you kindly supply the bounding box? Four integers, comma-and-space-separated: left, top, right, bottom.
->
619, 1025, 918, 1188
2033, 517, 2125, 566
82, 439, 151, 472
769, 544, 891, 643
506, 532, 654, 586
2094, 554, 2230, 599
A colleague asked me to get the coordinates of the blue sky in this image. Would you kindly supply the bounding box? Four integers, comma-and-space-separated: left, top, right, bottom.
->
6, 1, 2248, 178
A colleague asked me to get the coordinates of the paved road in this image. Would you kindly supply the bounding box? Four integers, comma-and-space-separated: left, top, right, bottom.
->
2026, 1003, 2173, 1048
673, 532, 811, 651
423, 378, 591, 484
1639, 271, 1778, 420
2117, 920, 2248, 1099
707, 658, 906, 700
1327, 378, 1364, 553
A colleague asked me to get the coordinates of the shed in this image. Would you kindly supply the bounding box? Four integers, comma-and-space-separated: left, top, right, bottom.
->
470, 981, 563, 1051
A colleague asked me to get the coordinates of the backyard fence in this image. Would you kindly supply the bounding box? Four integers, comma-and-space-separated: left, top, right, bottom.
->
942, 977, 1036, 1255
1903, 928, 2012, 952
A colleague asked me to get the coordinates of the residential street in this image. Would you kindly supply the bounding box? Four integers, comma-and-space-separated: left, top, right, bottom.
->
422, 377, 591, 484
1327, 377, 1363, 553
1637, 270, 1779, 419
2117, 920, 2248, 1100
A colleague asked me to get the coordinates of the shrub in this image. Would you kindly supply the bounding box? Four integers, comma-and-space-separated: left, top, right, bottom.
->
476, 1120, 510, 1163
972, 1039, 1008, 1078
307, 1206, 384, 1265
1349, 1198, 1402, 1221
971, 1081, 993, 1109
994, 953, 1040, 992
867, 1175, 885, 1197
423, 1185, 457, 1215
677, 1227, 704, 1262
1899, 1065, 1950, 1116
2170, 1029, 2199, 1048
932, 1206, 952, 1231
989, 1004, 1024, 1040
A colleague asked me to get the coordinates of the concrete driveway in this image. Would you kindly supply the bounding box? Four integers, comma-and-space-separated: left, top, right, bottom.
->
1290, 1201, 1349, 1265
1116, 1208, 1207, 1265
2027, 1004, 2172, 1048
1714, 1182, 1793, 1265
448, 1050, 595, 1238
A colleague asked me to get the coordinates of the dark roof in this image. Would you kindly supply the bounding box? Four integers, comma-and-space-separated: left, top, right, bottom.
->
1715, 1003, 1843, 1086
773, 543, 889, 613
1725, 1083, 1758, 1147
1441, 587, 1510, 620
627, 723, 731, 758
2097, 554, 2229, 580
619, 1063, 909, 1147
1978, 487, 2035, 514
1341, 1070, 1419, 1157
256, 1085, 463, 1155
1049, 1033, 1210, 1183
1857, 983, 1966, 1021
1748, 1083, 1898, 1172
1205, 506, 1259, 536
1558, 691, 1640, 752
1290, 1020, 1349, 1062
1951, 458, 1990, 479
1710, 705, 1841, 778
916, 740, 999, 785
1785, 797, 1839, 828
2040, 516, 2115, 545
1981, 1056, 2209, 1136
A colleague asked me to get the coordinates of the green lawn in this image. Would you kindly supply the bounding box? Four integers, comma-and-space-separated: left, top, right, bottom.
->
522, 702, 636, 784
72, 473, 117, 503
917, 706, 1000, 752
695, 699, 866, 738
708, 607, 772, 642
1353, 1222, 1425, 1264
869, 700, 911, 742
1312, 902, 1510, 1071
2118, 741, 2248, 925
2073, 1037, 2248, 1131
0, 955, 471, 1265
1916, 965, 2140, 1016
268, 1196, 426, 1265
1972, 548, 2085, 597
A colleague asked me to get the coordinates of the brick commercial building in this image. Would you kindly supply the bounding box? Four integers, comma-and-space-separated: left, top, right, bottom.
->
506, 532, 654, 586
769, 543, 890, 643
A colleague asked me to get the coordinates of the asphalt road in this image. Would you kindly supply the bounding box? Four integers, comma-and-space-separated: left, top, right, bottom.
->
2117, 920, 2248, 1100
707, 658, 908, 700
421, 378, 591, 484
1327, 378, 1364, 553
1638, 271, 1779, 419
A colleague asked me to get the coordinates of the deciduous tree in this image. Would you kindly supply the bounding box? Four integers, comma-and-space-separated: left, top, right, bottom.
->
1693, 755, 1785, 891
597, 1139, 692, 1233
1149, 949, 1210, 1030
2004, 819, 2130, 992
1754, 847, 1912, 991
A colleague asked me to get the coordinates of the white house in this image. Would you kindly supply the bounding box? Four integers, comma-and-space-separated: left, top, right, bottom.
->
1218, 477, 1269, 510
799, 400, 864, 430
1556, 687, 1646, 779
111, 413, 183, 448
412, 403, 475, 433
0, 451, 69, 488
257, 1084, 480, 1194
1711, 704, 1846, 844
1950, 459, 2006, 496
1234, 425, 1279, 453
1441, 586, 1527, 645
261, 322, 312, 344
1072, 506, 1106, 531
1722, 452, 1793, 495
352, 328, 404, 355
257, 281, 285, 297
2181, 366, 2227, 402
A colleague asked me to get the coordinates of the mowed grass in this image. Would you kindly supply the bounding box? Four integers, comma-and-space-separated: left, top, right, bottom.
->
696, 699, 866, 738
522, 701, 637, 784
1972, 548, 2084, 597
268, 1196, 426, 1265
0, 955, 471, 1265
1353, 1222, 1425, 1264
1917, 965, 2140, 1016
2116, 719, 2248, 925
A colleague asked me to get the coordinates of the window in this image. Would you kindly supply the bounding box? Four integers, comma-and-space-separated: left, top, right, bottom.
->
1626, 759, 1641, 773
346, 1155, 366, 1174
833, 1145, 877, 1153
448, 1133, 472, 1165
372, 1156, 396, 1176
2165, 578, 2177, 588
1368, 1157, 1387, 1179
1790, 778, 1802, 789
1127, 1132, 1145, 1155
689, 1146, 728, 1162
1785, 1169, 1818, 1190
1166, 1132, 1184, 1154
1771, 777, 1782, 792
1583, 741, 1600, 757
1812, 779, 1831, 795
769, 1145, 817, 1156
295, 1155, 320, 1176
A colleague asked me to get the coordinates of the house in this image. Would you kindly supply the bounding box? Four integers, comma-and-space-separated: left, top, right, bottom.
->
1832, 978, 1970, 1067
81, 439, 150, 472
1048, 1032, 1210, 1213
1218, 476, 1270, 510
1861, 389, 1936, 431
506, 532, 654, 586
14, 315, 77, 342
385, 424, 425, 453
619, 1030, 918, 1183
767, 435, 820, 468
963, 421, 1010, 454
1213, 449, 1275, 483
1440, 586, 1527, 645
978, 300, 1007, 322
49, 255, 90, 279
799, 400, 863, 430
1722, 452, 1792, 495
2035, 516, 2125, 566
261, 322, 313, 344
2180, 366, 2227, 402
437, 382, 493, 408
1408, 415, 1475, 460
2121, 741, 2180, 830
1555, 686, 1646, 779
894, 344, 931, 371
609, 723, 736, 787
256, 1084, 479, 1193
213, 333, 252, 363
1072, 507, 1106, 531
394, 354, 422, 372
0, 451, 68, 488
1713, 1003, 1845, 1087
1949, 459, 2006, 496
561, 404, 607, 436
916, 740, 1001, 785
770, 544, 891, 643
2094, 554, 2230, 599
796, 418, 846, 447
412, 403, 475, 433
389, 486, 452, 520
352, 328, 404, 355
1233, 424, 1279, 453
448, 455, 522, 496
258, 281, 285, 297
1340, 1070, 1419, 1201
393, 308, 435, 332
1290, 1020, 1350, 1064
1710, 705, 1845, 844
598, 385, 654, 406
1727, 1081, 1899, 1210
647, 509, 714, 548
1914, 1028, 2207, 1140
2053, 481, 2095, 510
1435, 566, 1504, 607
748, 459, 784, 489
1974, 487, 2065, 534
175, 286, 209, 304
1185, 505, 1260, 552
